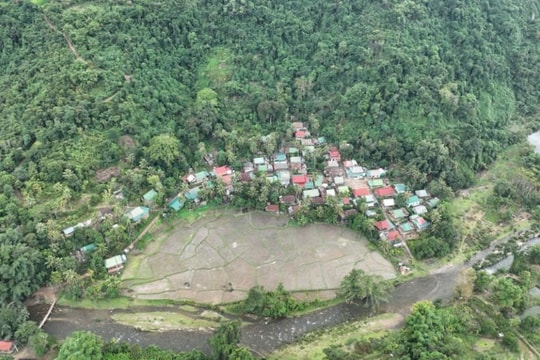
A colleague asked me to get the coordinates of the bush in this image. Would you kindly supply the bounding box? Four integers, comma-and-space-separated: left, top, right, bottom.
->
501, 333, 519, 352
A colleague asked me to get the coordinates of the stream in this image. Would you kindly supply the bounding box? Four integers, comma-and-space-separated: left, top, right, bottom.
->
39, 231, 530, 356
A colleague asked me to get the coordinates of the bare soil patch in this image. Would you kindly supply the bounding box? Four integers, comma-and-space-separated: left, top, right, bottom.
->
123, 210, 396, 304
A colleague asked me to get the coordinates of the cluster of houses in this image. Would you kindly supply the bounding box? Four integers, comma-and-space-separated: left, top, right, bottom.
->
60, 121, 441, 274
159, 121, 441, 245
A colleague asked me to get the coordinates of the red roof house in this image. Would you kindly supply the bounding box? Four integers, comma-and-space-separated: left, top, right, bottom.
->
265, 204, 280, 213
295, 130, 310, 138
213, 165, 232, 177
328, 147, 341, 160
280, 195, 297, 205
374, 186, 396, 197
0, 341, 16, 354
386, 230, 400, 241
352, 187, 371, 197
292, 175, 308, 187
374, 219, 393, 231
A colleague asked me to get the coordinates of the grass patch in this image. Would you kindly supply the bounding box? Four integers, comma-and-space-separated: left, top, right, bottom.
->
474, 338, 496, 352
57, 295, 179, 310
268, 313, 402, 360
111, 311, 221, 331
196, 47, 233, 90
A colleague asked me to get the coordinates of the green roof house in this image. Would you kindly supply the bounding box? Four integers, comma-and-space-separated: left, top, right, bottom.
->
428, 198, 441, 208
368, 179, 384, 188
394, 184, 407, 194
125, 206, 150, 223
406, 195, 420, 207
168, 197, 184, 211
104, 254, 127, 274
142, 189, 158, 203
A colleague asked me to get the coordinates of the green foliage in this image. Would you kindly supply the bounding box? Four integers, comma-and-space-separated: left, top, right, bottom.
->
57, 331, 104, 360
241, 283, 299, 319
0, 302, 29, 340
338, 269, 391, 309
208, 321, 242, 360
14, 320, 40, 344
492, 277, 525, 311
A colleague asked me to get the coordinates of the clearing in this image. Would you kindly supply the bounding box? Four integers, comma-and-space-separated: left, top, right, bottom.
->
122, 209, 396, 304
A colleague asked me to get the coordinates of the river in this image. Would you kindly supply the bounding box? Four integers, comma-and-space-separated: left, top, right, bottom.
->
40, 230, 524, 356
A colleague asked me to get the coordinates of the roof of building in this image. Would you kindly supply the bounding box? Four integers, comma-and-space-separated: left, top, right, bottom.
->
288, 147, 299, 154
265, 204, 279, 212
280, 195, 297, 205
337, 185, 350, 194
394, 183, 407, 193
0, 341, 14, 353
104, 254, 127, 269
415, 189, 429, 198
383, 198, 396, 207
367, 168, 387, 178
386, 230, 401, 241
195, 171, 209, 181
428, 198, 441, 207
185, 187, 200, 200
257, 164, 269, 172
343, 160, 358, 168
400, 222, 414, 232
392, 209, 408, 218
295, 130, 310, 138
292, 121, 305, 130
311, 196, 325, 205
374, 186, 396, 197
143, 189, 158, 201
364, 194, 376, 203
314, 174, 325, 187
407, 195, 420, 206
253, 157, 266, 165
412, 216, 430, 230
292, 175, 308, 185
317, 136, 326, 145
366, 210, 377, 217
413, 205, 428, 215
168, 197, 184, 211
290, 156, 303, 164
368, 179, 384, 188
375, 219, 393, 231
342, 197, 351, 205
352, 187, 371, 197
213, 165, 232, 177
125, 206, 150, 222
303, 189, 320, 198
334, 176, 345, 185
326, 189, 336, 197
274, 152, 287, 162
328, 148, 341, 158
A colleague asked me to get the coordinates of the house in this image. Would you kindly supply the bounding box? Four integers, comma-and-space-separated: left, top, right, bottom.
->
337, 185, 350, 194
194, 171, 210, 183
295, 130, 310, 139
290, 156, 304, 170
292, 175, 308, 187
411, 216, 430, 231
317, 136, 327, 145
104, 254, 127, 274
288, 147, 299, 155
415, 189, 429, 198
125, 206, 150, 223
366, 210, 377, 217
213, 165, 233, 177
274, 152, 287, 162
346, 165, 366, 179
413, 205, 428, 215
368, 179, 384, 188
400, 222, 414, 233
265, 204, 280, 213
342, 197, 351, 206
384, 230, 401, 242
185, 187, 200, 202
80, 243, 96, 254
168, 196, 185, 211
367, 168, 387, 178
257, 164, 270, 173
273, 161, 289, 171
303, 189, 320, 199
352, 187, 371, 197
142, 189, 158, 203
0, 341, 17, 354
63, 226, 76, 237
364, 194, 376, 205
382, 198, 395, 208
300, 139, 315, 147
428, 198, 441, 208
280, 195, 297, 206
314, 174, 326, 188
326, 159, 340, 168
276, 170, 291, 186
391, 208, 408, 220
243, 162, 254, 173
292, 121, 305, 130
239, 172, 254, 183
334, 176, 345, 186
406, 195, 420, 207
374, 186, 396, 197
253, 157, 266, 166
343, 159, 358, 168
328, 147, 341, 161
394, 183, 407, 194
375, 219, 394, 231
340, 209, 358, 221
326, 188, 336, 197
311, 196, 325, 205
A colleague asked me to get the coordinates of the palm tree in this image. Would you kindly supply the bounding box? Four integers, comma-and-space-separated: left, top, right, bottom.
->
338, 269, 391, 310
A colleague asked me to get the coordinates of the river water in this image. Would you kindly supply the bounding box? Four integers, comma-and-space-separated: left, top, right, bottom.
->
527, 131, 540, 153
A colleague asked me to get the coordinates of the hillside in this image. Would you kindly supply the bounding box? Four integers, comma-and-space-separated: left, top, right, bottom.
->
0, 0, 540, 351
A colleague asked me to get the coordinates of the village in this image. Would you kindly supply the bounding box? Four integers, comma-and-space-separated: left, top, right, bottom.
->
62, 121, 440, 275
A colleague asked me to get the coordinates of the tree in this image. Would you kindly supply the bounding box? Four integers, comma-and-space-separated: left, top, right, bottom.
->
338, 269, 391, 309
144, 134, 180, 169
56, 331, 104, 360
0, 302, 29, 340
0, 243, 43, 303
208, 321, 242, 360
493, 277, 525, 311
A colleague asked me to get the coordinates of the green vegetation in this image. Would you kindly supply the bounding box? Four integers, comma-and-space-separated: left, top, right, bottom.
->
338, 269, 391, 310
0, 0, 540, 356
111, 311, 223, 331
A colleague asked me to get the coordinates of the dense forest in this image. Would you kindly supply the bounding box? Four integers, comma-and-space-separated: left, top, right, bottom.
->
0, 0, 540, 354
